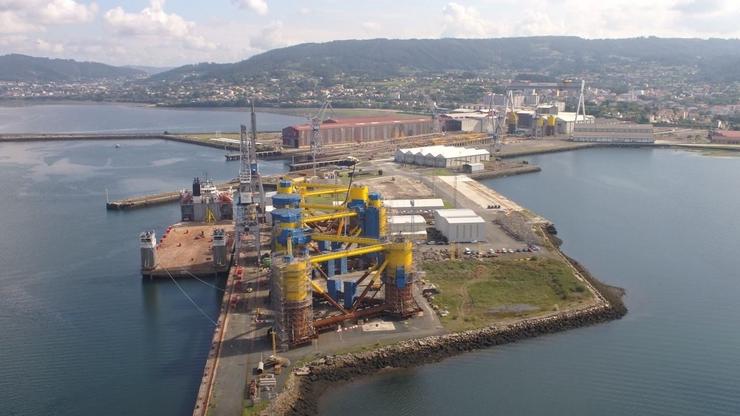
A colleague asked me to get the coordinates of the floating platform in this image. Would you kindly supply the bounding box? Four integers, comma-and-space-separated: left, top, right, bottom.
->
142, 222, 235, 279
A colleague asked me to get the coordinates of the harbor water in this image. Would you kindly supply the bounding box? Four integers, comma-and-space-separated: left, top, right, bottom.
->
320, 147, 740, 416
0, 139, 286, 416
0, 102, 305, 134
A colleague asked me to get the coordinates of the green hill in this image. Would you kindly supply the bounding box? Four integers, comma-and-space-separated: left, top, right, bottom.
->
152, 36, 740, 82
0, 54, 146, 82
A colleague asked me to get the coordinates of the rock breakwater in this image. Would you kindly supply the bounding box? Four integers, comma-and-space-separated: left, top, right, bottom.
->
271, 290, 626, 415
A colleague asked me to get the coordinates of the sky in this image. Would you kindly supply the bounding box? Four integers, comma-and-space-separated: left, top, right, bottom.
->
0, 0, 739, 67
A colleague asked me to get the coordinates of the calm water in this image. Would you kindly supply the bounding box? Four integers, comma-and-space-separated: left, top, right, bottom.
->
0, 139, 286, 416
321, 147, 740, 416
0, 102, 304, 134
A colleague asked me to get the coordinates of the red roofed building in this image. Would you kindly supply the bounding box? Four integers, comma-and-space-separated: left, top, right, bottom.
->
710, 130, 740, 144
281, 116, 434, 148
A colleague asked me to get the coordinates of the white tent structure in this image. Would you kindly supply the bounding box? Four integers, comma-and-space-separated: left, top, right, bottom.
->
395, 145, 490, 168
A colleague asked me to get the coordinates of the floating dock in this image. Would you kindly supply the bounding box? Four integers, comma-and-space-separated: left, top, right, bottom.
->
141, 222, 235, 278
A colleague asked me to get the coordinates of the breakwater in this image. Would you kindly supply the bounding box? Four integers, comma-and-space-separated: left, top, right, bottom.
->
0, 133, 230, 150
469, 164, 541, 179
270, 260, 626, 416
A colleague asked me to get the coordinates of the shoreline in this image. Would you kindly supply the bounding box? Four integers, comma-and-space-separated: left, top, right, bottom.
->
270, 252, 625, 415
267, 225, 627, 415
188, 147, 632, 415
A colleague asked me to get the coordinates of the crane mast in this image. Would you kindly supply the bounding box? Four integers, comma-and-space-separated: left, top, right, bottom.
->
310, 98, 334, 177
491, 89, 514, 154
235, 100, 266, 265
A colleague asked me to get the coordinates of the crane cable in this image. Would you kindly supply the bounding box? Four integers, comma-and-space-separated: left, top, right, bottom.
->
164, 267, 218, 326
342, 163, 357, 204
184, 270, 226, 293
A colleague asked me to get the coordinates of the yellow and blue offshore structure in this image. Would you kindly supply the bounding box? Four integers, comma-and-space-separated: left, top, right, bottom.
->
269, 178, 416, 347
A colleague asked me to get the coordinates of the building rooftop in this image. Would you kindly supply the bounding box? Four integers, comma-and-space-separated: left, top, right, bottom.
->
556, 112, 595, 123
446, 216, 486, 224
435, 208, 477, 218
712, 130, 740, 139
384, 198, 445, 208
389, 215, 426, 224
286, 116, 431, 131
398, 145, 490, 159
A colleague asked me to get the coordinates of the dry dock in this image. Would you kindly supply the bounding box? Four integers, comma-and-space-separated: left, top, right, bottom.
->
143, 222, 234, 278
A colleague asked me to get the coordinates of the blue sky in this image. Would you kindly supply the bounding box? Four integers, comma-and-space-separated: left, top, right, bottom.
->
1, 0, 739, 67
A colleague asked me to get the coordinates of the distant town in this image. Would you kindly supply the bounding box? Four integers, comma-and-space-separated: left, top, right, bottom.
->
1, 65, 739, 130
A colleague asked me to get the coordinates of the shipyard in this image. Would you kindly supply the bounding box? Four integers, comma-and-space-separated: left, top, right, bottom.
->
79, 87, 641, 416
7, 7, 740, 416
9, 73, 731, 416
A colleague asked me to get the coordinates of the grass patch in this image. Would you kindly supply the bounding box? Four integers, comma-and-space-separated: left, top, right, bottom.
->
423, 258, 593, 332
242, 400, 269, 416
430, 168, 454, 176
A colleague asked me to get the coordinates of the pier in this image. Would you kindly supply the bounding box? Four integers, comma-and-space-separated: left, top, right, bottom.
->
226, 150, 284, 161
106, 180, 239, 210
107, 178, 280, 210
289, 158, 348, 171
142, 222, 235, 279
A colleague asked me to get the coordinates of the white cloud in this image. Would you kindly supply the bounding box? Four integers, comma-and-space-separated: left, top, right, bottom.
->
441, 2, 489, 38
299, 7, 310, 15
232, 0, 268, 15
516, 10, 565, 36
362, 21, 380, 31
0, 10, 38, 33
35, 38, 64, 53
250, 21, 285, 50
0, 0, 96, 33
38, 0, 97, 24
104, 0, 215, 50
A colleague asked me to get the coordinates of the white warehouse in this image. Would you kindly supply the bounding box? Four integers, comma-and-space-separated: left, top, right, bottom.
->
388, 215, 427, 239
434, 209, 486, 243
395, 145, 490, 168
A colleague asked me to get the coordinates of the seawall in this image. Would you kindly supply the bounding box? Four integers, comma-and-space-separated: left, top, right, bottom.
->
469, 164, 541, 179
270, 257, 627, 416
272, 303, 625, 415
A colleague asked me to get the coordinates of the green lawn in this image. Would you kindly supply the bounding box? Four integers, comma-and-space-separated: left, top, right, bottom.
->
242, 399, 269, 416
423, 258, 593, 331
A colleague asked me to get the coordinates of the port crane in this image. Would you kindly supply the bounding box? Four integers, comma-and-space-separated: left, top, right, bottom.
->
422, 93, 442, 134
491, 89, 514, 153
309, 98, 335, 177
235, 100, 266, 265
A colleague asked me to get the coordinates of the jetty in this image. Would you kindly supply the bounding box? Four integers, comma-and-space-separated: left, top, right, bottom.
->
106, 180, 240, 210
106, 177, 281, 210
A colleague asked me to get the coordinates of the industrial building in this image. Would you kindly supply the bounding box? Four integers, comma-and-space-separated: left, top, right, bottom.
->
282, 116, 434, 148
710, 130, 740, 144
384, 198, 445, 212
571, 121, 655, 144
434, 209, 485, 243
395, 145, 491, 168
388, 215, 427, 239
439, 109, 495, 133
462, 162, 485, 173
552, 112, 594, 134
